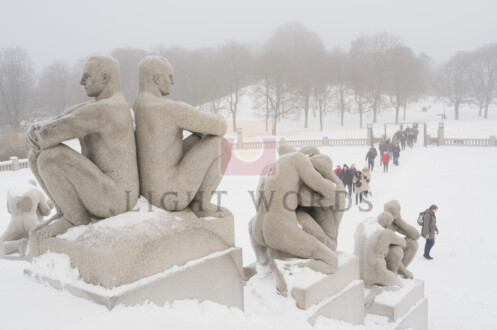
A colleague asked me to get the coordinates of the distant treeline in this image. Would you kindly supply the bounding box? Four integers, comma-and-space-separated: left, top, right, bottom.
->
1, 22, 496, 134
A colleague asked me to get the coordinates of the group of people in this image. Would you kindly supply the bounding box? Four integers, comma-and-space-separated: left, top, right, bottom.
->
377, 123, 420, 172
334, 164, 371, 205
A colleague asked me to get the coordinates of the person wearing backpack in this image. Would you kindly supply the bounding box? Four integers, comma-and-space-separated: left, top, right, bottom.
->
421, 204, 439, 260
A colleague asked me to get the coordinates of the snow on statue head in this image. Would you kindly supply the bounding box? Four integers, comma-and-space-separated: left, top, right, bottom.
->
1, 180, 53, 258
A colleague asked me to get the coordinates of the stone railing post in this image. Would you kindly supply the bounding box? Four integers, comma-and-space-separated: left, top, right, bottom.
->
438, 122, 445, 146
323, 136, 329, 146
490, 136, 496, 147
10, 157, 20, 171
367, 124, 373, 146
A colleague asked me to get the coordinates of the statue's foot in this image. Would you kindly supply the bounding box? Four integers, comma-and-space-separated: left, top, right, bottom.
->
191, 202, 232, 218
297, 259, 337, 275
399, 268, 413, 279
36, 218, 73, 239
269, 259, 288, 295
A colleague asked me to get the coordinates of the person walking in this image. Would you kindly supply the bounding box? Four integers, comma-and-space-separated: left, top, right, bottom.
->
334, 165, 343, 181
352, 170, 366, 204
365, 146, 377, 171
342, 164, 353, 197
401, 129, 407, 150
386, 138, 393, 159
362, 166, 371, 197
392, 142, 401, 166
381, 151, 390, 172
421, 205, 439, 260
379, 139, 387, 166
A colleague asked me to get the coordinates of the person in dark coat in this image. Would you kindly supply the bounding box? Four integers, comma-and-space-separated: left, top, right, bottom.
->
421, 204, 439, 259
401, 130, 407, 150
365, 146, 377, 171
392, 142, 401, 166
407, 128, 414, 148
379, 140, 387, 166
386, 138, 393, 158
342, 164, 353, 196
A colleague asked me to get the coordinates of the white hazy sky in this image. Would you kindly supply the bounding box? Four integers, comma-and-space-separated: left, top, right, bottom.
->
1, 0, 496, 70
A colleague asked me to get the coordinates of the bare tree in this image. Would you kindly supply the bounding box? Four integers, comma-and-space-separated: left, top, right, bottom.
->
267, 22, 325, 129
435, 52, 472, 120
36, 61, 74, 115
329, 49, 351, 126
350, 32, 399, 123
0, 47, 35, 129
385, 46, 427, 124
467, 43, 497, 119
219, 41, 252, 130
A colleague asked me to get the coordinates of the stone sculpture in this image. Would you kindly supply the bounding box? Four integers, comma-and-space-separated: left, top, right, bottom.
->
248, 146, 347, 293
354, 212, 407, 287
26, 56, 139, 238
1, 180, 53, 257
383, 200, 420, 279
133, 56, 232, 218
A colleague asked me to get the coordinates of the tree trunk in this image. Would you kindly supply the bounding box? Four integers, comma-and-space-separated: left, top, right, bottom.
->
319, 109, 323, 131
359, 105, 363, 129
373, 100, 377, 123
395, 105, 400, 124
455, 102, 460, 120
232, 111, 237, 132
484, 99, 489, 119
340, 109, 344, 126
304, 95, 309, 128
403, 101, 407, 120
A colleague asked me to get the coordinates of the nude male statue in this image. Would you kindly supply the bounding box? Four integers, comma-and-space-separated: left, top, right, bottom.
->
383, 200, 420, 279
133, 56, 232, 218
27, 56, 139, 238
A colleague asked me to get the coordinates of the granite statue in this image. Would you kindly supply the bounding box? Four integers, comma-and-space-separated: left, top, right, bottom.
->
133, 56, 232, 218
27, 55, 139, 238
1, 180, 52, 257
354, 212, 407, 287
383, 200, 420, 279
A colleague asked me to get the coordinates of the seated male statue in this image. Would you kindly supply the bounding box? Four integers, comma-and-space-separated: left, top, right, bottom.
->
133, 56, 232, 218
27, 56, 139, 238
383, 200, 420, 279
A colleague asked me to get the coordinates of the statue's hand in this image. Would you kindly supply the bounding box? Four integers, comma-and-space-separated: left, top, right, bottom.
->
27, 124, 42, 152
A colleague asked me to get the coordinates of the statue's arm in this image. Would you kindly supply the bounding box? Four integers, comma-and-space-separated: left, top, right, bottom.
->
36, 103, 103, 149
294, 155, 334, 199
172, 102, 227, 136
394, 217, 421, 240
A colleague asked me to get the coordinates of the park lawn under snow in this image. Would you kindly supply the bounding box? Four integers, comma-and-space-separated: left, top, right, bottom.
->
1, 140, 496, 329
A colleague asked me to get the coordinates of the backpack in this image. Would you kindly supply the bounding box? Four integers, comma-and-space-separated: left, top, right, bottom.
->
417, 212, 427, 226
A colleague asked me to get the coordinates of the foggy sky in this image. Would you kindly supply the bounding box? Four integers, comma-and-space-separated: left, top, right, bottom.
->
1, 0, 496, 70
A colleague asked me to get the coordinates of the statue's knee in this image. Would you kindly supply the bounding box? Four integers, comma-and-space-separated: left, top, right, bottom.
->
405, 237, 418, 250
221, 138, 232, 157
37, 146, 67, 167
389, 245, 404, 261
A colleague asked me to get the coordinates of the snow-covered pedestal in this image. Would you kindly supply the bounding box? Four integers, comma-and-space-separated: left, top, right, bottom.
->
365, 279, 428, 330
275, 252, 365, 325
26, 198, 244, 309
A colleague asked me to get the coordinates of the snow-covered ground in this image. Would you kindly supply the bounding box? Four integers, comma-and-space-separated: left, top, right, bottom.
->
1, 142, 496, 329
0, 101, 496, 329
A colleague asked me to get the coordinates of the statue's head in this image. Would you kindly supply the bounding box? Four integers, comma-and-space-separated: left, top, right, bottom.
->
299, 146, 320, 157
384, 200, 401, 219
80, 56, 120, 99
310, 154, 332, 178
377, 211, 395, 228
138, 56, 174, 96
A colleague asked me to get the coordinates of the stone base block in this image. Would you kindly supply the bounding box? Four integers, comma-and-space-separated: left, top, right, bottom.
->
277, 252, 360, 310
394, 297, 428, 330
25, 247, 244, 310
307, 280, 365, 325
366, 279, 424, 322
29, 199, 234, 288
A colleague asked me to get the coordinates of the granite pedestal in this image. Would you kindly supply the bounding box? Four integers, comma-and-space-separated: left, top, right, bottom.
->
365, 279, 428, 330
275, 252, 365, 325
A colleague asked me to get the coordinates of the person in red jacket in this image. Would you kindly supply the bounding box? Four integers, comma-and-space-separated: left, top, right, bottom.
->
334, 165, 343, 181
381, 151, 390, 172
